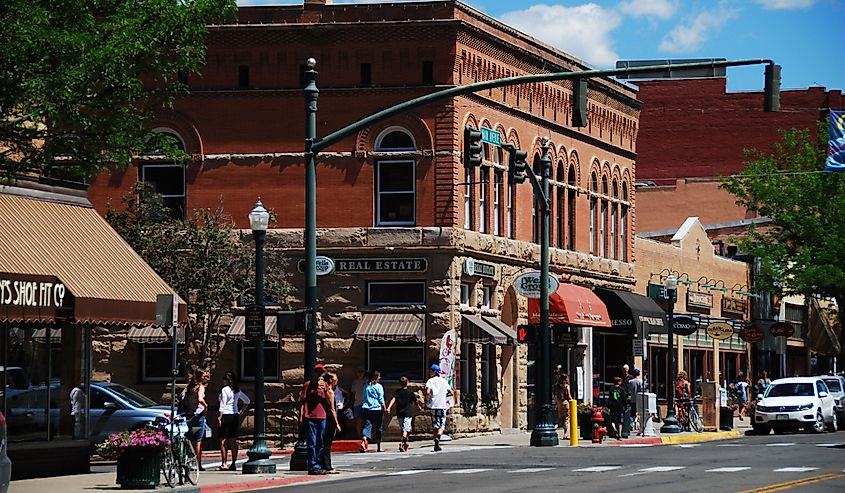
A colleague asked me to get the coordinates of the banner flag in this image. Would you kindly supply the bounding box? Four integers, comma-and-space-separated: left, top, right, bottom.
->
824, 110, 845, 172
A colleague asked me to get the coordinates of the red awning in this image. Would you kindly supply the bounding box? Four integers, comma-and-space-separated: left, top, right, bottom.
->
528, 283, 611, 327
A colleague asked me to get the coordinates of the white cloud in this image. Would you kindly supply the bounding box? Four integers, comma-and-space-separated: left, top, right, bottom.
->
658, 4, 739, 53
618, 0, 679, 20
499, 4, 622, 67
753, 0, 815, 9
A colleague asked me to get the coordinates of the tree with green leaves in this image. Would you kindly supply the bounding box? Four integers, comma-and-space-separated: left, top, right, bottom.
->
0, 0, 235, 181
107, 184, 295, 370
721, 123, 844, 326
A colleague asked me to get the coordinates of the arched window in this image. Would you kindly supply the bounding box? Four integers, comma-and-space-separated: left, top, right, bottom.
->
610, 180, 619, 260
375, 128, 416, 226
493, 170, 502, 236
621, 181, 629, 262
479, 165, 489, 233
567, 165, 576, 250
600, 176, 608, 258
464, 165, 474, 230
140, 130, 187, 219
507, 170, 515, 239
555, 162, 564, 248
589, 172, 598, 254
532, 154, 541, 244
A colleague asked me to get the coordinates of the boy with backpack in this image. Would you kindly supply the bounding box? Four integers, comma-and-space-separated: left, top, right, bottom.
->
608, 376, 629, 440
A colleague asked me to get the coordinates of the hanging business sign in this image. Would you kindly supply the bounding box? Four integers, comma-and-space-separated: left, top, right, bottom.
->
705, 322, 734, 340
721, 297, 747, 317
463, 257, 496, 278
513, 271, 559, 299
298, 257, 427, 273
671, 315, 698, 336
769, 321, 795, 337
686, 291, 713, 314
740, 326, 765, 343
245, 304, 265, 341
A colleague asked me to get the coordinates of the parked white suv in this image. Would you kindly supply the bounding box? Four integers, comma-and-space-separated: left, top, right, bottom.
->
820, 375, 845, 427
753, 377, 837, 434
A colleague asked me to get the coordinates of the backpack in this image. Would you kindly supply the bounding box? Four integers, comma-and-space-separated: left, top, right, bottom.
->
611, 386, 627, 406
178, 386, 198, 417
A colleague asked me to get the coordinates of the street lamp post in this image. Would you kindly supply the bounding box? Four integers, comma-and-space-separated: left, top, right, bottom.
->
530, 138, 559, 447
242, 199, 277, 474
660, 274, 682, 434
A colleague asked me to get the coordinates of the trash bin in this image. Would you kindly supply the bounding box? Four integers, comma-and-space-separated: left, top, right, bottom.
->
720, 407, 733, 431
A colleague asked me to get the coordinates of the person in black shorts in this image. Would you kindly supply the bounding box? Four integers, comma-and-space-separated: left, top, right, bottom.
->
387, 376, 418, 452
217, 371, 251, 471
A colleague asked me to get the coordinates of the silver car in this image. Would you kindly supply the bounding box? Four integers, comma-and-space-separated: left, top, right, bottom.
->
89, 382, 174, 445
821, 375, 845, 428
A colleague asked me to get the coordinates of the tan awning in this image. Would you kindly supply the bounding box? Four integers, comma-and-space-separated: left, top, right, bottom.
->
226, 316, 278, 342
461, 314, 508, 345
353, 313, 425, 342
0, 192, 185, 325
481, 316, 518, 344
127, 326, 186, 344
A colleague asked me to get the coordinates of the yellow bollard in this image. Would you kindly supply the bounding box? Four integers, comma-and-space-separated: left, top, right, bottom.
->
569, 399, 578, 447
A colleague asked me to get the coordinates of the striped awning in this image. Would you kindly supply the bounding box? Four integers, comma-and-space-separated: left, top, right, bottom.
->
353, 313, 425, 342
226, 316, 278, 342
32, 328, 61, 344
461, 314, 508, 345
127, 326, 186, 344
481, 316, 518, 344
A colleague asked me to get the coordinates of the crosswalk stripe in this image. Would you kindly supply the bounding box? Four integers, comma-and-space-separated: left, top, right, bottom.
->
387, 470, 431, 476
573, 466, 622, 472
677, 444, 699, 448
443, 468, 492, 474
507, 468, 554, 473
773, 467, 818, 472
766, 442, 795, 447
717, 444, 742, 447
639, 466, 685, 472
816, 443, 845, 447
707, 467, 751, 473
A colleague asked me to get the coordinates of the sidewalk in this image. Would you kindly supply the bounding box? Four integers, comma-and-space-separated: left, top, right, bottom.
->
10, 417, 750, 493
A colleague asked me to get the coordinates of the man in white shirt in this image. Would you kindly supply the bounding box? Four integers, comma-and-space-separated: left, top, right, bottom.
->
425, 364, 453, 451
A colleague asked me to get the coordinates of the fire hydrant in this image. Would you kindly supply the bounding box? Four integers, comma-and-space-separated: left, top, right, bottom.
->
591, 408, 607, 443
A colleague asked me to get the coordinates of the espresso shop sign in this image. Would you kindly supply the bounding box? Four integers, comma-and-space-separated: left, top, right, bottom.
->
298, 257, 427, 273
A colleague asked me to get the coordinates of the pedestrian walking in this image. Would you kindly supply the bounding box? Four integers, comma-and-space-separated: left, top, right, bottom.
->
350, 369, 367, 439
387, 376, 418, 452
360, 370, 385, 453
300, 363, 331, 475
756, 371, 772, 396
217, 371, 251, 471
626, 369, 643, 433
735, 373, 749, 420
425, 364, 453, 452
608, 376, 628, 440
553, 373, 572, 439
321, 372, 340, 474
179, 367, 209, 471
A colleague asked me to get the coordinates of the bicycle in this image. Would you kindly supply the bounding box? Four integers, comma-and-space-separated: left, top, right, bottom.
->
152, 416, 199, 487
675, 396, 704, 432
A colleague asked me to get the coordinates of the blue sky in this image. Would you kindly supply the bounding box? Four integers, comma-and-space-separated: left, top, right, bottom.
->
237, 0, 843, 92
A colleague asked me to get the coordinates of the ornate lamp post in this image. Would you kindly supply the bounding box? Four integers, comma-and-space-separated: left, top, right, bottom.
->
660, 273, 682, 434
242, 199, 277, 474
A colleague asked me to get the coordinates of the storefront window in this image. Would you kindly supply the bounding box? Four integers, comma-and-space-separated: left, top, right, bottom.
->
141, 343, 187, 383
367, 341, 425, 381
367, 281, 426, 306
240, 341, 279, 382
481, 345, 497, 399
459, 342, 477, 395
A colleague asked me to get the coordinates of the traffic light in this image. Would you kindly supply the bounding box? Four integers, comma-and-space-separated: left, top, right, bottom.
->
464, 125, 483, 167
764, 64, 781, 112
508, 148, 529, 185
516, 324, 537, 344
572, 79, 588, 127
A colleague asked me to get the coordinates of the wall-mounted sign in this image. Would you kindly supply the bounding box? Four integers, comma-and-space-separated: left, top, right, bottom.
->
480, 127, 502, 146
769, 321, 795, 337
298, 257, 427, 273
245, 304, 265, 341
671, 315, 698, 336
686, 291, 713, 313
463, 258, 496, 278
706, 322, 734, 340
314, 256, 335, 276
513, 271, 559, 299
721, 297, 747, 317
740, 326, 765, 343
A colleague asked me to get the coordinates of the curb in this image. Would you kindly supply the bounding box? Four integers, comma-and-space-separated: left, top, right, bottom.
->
199, 475, 324, 493
659, 430, 741, 444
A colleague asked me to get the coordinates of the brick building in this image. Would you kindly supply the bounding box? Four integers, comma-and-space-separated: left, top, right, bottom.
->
86, 0, 646, 436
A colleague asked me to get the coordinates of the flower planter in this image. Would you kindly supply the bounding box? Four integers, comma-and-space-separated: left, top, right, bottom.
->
116, 446, 161, 489
578, 413, 593, 441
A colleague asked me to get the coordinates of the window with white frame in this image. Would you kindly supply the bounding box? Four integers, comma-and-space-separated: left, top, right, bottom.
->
142, 344, 187, 382
610, 182, 618, 260
368, 281, 426, 306
375, 129, 416, 226
481, 285, 492, 308
620, 183, 628, 261
140, 163, 186, 220
460, 342, 477, 395
479, 166, 488, 233
507, 180, 515, 238
600, 177, 608, 258
481, 344, 497, 399
241, 341, 279, 381
567, 166, 577, 250
494, 171, 502, 235
464, 166, 474, 230
460, 283, 471, 307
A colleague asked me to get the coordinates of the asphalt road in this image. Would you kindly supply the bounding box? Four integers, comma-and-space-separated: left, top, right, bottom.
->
265, 431, 845, 493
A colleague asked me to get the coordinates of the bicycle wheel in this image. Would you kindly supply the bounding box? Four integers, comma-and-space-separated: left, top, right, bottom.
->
181, 440, 199, 485
690, 407, 704, 432
161, 446, 177, 488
